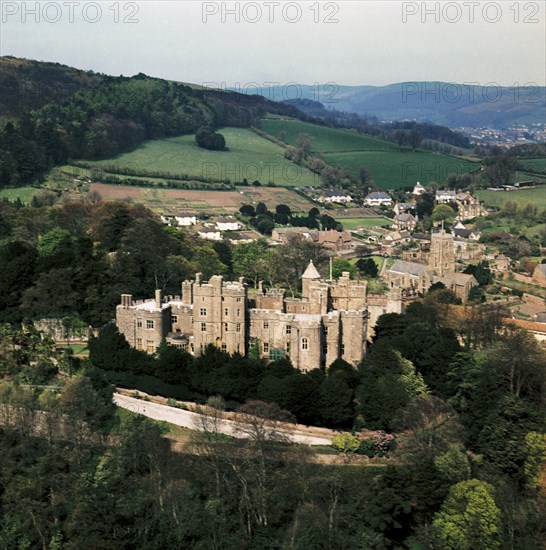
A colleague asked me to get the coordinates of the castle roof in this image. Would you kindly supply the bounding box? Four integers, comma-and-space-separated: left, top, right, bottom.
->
302, 260, 321, 280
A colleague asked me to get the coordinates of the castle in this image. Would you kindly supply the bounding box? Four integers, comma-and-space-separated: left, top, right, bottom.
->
116, 263, 402, 371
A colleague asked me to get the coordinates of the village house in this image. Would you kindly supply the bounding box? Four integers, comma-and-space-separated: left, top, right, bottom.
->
317, 189, 353, 204
197, 227, 223, 241
115, 263, 403, 371
271, 227, 319, 244
365, 191, 392, 207
454, 192, 488, 221
215, 216, 242, 231
393, 212, 418, 232
435, 190, 457, 204
393, 202, 415, 216
160, 212, 197, 227
317, 230, 353, 254
412, 182, 426, 196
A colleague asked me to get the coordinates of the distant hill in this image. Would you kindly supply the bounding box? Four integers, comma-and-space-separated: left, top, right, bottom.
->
244, 82, 546, 128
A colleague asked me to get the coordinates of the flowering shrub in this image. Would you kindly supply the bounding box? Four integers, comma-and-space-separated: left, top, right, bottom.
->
373, 431, 396, 456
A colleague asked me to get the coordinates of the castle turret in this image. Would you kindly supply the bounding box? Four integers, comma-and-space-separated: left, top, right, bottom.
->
301, 260, 321, 298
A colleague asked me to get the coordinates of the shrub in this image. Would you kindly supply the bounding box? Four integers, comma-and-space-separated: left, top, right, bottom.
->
358, 438, 376, 457
332, 433, 361, 453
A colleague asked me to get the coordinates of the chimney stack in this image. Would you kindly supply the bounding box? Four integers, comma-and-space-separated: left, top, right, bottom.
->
155, 289, 162, 309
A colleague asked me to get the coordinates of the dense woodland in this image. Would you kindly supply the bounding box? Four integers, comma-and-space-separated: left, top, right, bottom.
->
0, 193, 545, 548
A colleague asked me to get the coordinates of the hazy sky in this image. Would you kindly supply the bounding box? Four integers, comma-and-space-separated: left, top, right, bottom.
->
2, 1, 545, 87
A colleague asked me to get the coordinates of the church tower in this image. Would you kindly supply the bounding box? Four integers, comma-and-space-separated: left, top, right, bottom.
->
429, 228, 455, 276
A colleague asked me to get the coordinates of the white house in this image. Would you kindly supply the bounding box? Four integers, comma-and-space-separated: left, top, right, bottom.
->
198, 228, 223, 241
435, 190, 457, 204
412, 182, 426, 196
365, 191, 392, 207
161, 212, 197, 227
215, 217, 241, 231
318, 189, 353, 204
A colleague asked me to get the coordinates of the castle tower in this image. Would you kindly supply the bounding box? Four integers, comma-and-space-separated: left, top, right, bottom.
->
301, 260, 321, 298
429, 228, 455, 276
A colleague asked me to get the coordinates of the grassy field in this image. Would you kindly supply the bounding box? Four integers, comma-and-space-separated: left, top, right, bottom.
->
476, 186, 546, 209
89, 183, 316, 214
83, 128, 318, 187
259, 117, 399, 152
520, 158, 546, 173
258, 117, 479, 190
338, 217, 392, 229
0, 186, 39, 203
324, 150, 478, 190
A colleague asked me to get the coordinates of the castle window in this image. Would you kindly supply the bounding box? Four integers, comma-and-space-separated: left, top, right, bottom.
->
263, 321, 269, 329
301, 338, 308, 350
172, 315, 178, 324
286, 325, 292, 335
225, 308, 228, 316
146, 341, 155, 353
224, 322, 228, 332
146, 320, 154, 329
341, 344, 345, 355
322, 345, 328, 355
181, 343, 188, 352
263, 342, 269, 353
237, 309, 241, 317
236, 323, 241, 333
191, 343, 194, 353
286, 341, 291, 354
236, 297, 242, 303
201, 323, 206, 332
221, 343, 227, 352
322, 325, 328, 335
200, 308, 207, 316
136, 338, 143, 350
137, 318, 143, 328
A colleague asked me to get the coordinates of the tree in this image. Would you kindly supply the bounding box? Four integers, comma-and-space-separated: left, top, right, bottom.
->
356, 258, 378, 278
358, 165, 373, 186
432, 204, 456, 224
432, 480, 501, 550
409, 129, 422, 151
195, 127, 226, 151
434, 444, 471, 484
239, 204, 256, 217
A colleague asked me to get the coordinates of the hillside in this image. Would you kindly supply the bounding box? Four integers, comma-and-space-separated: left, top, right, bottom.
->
258, 117, 478, 189
0, 57, 305, 187
252, 82, 546, 128
82, 128, 318, 187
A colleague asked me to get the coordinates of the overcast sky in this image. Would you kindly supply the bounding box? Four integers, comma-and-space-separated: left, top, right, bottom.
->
2, 1, 545, 88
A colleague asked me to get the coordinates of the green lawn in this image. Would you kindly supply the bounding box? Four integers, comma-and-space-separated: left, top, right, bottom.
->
338, 217, 392, 229
324, 150, 478, 190
56, 343, 89, 356
476, 186, 546, 209
0, 186, 39, 204
83, 129, 318, 187
259, 117, 399, 153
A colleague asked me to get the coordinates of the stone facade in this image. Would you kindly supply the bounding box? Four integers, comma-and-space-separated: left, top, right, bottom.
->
385, 229, 478, 302
116, 262, 402, 371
